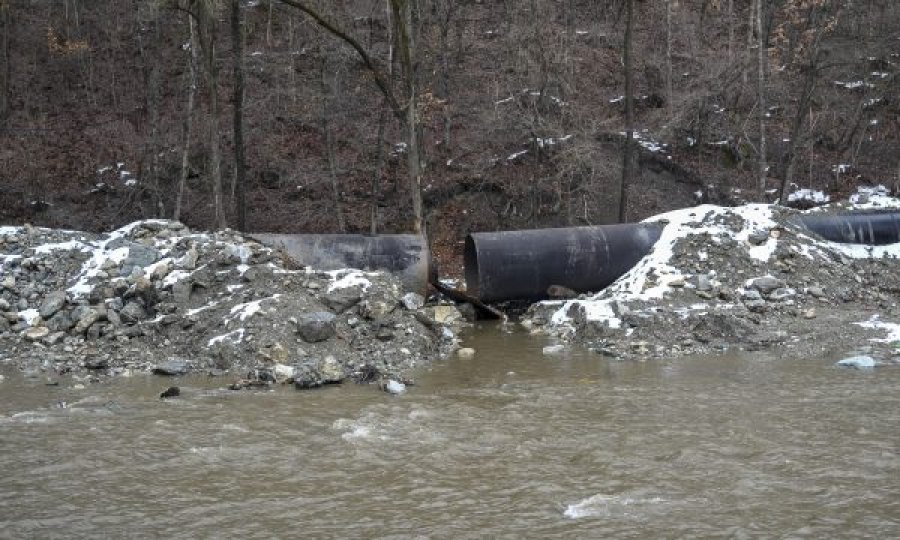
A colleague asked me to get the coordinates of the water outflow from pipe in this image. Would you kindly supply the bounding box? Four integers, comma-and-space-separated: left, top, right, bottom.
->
795, 211, 900, 245
464, 223, 664, 303
249, 233, 432, 296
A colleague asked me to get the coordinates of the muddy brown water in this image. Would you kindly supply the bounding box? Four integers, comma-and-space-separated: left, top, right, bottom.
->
1, 326, 898, 538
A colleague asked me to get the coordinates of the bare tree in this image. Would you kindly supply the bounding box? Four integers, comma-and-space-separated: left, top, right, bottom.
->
231, 0, 246, 230
756, 0, 768, 199
620, 0, 635, 223
277, 0, 426, 235
175, 14, 198, 223
0, 0, 10, 126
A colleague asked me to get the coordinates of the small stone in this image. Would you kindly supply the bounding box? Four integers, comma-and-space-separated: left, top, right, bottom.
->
767, 288, 794, 302
457, 347, 475, 358
383, 379, 406, 395
745, 299, 767, 313
750, 276, 786, 295
179, 248, 199, 270
321, 288, 362, 313
430, 305, 462, 325
152, 358, 190, 376
159, 386, 180, 399
803, 308, 816, 319
39, 291, 67, 319
273, 364, 295, 381
43, 331, 65, 345
24, 326, 50, 341
400, 292, 425, 311
119, 301, 147, 323
807, 286, 825, 298
696, 275, 712, 291
668, 276, 686, 288
84, 357, 109, 370
748, 230, 769, 246
72, 308, 100, 335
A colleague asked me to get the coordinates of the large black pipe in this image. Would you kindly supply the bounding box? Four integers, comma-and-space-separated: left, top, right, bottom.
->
795, 211, 900, 245
464, 223, 663, 303
249, 233, 432, 295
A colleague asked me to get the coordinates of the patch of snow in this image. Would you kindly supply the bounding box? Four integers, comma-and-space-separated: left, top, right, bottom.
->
19, 309, 41, 326
832, 164, 851, 174
326, 269, 374, 293
848, 185, 900, 210
535, 135, 572, 148
833, 80, 873, 89
507, 149, 528, 161
854, 316, 900, 343
207, 328, 245, 347
787, 189, 830, 204
227, 295, 281, 322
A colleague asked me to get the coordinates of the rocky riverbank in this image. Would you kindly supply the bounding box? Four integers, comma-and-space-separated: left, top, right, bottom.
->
524, 188, 900, 366
0, 220, 465, 390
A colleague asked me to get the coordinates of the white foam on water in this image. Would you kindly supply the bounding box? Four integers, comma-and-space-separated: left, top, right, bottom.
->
563, 493, 667, 519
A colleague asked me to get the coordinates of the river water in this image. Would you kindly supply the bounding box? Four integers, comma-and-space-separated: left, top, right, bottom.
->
1, 326, 898, 538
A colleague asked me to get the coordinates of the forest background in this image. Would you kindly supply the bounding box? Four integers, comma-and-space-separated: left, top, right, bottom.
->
0, 0, 897, 273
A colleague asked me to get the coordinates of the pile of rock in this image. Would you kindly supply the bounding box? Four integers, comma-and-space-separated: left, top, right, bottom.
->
0, 220, 463, 388
525, 204, 900, 361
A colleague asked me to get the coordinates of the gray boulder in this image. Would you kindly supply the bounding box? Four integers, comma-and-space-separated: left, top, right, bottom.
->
39, 291, 67, 319
152, 358, 190, 376
71, 308, 100, 335
293, 356, 345, 389
321, 287, 362, 313
750, 276, 786, 295
119, 301, 147, 324
46, 310, 75, 332
296, 312, 336, 343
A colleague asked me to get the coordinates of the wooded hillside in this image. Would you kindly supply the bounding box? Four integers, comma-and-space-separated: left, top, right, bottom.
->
0, 0, 898, 271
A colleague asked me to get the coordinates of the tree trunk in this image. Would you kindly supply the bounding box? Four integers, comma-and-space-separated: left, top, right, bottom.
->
0, 1, 11, 126
199, 11, 225, 230
756, 0, 767, 199
727, 0, 734, 63
370, 104, 388, 235
231, 0, 246, 231
320, 56, 346, 232
619, 0, 635, 223
175, 14, 198, 223
394, 0, 425, 235
778, 16, 824, 205
666, 0, 673, 121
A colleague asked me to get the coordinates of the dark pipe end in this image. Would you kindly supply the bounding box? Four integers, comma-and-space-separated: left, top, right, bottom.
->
463, 235, 480, 298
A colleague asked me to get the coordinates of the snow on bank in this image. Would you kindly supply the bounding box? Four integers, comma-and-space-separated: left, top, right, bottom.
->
550, 204, 780, 327
854, 316, 900, 344
544, 194, 900, 331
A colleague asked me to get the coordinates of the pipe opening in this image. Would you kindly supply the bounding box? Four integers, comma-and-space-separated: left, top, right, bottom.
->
463, 234, 480, 298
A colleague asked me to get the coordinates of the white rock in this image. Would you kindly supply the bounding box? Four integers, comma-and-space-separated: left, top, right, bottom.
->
836, 355, 876, 368
274, 364, 295, 380
542, 344, 565, 355
384, 379, 406, 395
457, 347, 476, 358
